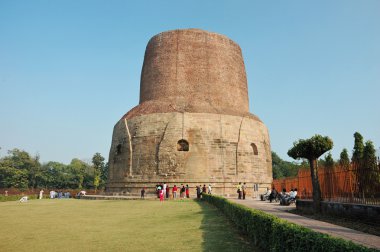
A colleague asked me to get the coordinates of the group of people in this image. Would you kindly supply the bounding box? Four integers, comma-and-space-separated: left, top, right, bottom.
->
236, 182, 248, 199
49, 190, 72, 199
260, 187, 298, 205
141, 183, 212, 201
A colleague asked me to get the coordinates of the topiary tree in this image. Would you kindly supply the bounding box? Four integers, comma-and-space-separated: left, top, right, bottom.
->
360, 141, 379, 197
352, 132, 364, 163
287, 135, 333, 212
339, 148, 350, 168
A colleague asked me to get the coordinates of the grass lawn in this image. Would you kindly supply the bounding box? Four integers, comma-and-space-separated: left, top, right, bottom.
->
0, 199, 259, 252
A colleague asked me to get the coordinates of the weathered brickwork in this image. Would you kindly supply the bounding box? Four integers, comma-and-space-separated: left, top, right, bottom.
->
106, 29, 272, 196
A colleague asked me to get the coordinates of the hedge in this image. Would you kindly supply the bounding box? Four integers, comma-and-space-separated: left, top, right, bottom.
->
201, 194, 378, 252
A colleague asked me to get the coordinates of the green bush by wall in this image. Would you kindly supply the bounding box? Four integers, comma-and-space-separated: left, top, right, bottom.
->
201, 194, 378, 252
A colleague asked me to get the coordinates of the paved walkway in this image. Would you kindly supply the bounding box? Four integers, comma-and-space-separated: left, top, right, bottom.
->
229, 198, 380, 250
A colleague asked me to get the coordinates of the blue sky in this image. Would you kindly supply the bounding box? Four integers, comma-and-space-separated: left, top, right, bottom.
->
1, 1, 379, 164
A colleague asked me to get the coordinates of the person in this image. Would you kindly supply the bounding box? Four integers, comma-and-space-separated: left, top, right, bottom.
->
286, 188, 298, 204
260, 187, 271, 201
202, 184, 207, 194
242, 183, 247, 199
156, 184, 162, 198
237, 182, 242, 199
39, 189, 44, 199
141, 187, 145, 199
196, 185, 201, 199
268, 187, 278, 203
166, 185, 170, 199
208, 184, 212, 194
163, 182, 167, 198
5, 190, 8, 196
49, 190, 55, 199
180, 184, 185, 198
19, 196, 28, 202
159, 188, 164, 202
186, 184, 190, 198
172, 185, 177, 199
279, 188, 288, 205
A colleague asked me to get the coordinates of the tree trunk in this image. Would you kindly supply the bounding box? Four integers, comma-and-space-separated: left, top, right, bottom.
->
309, 159, 322, 213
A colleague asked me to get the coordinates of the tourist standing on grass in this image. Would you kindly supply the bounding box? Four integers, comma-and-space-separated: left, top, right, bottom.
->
202, 184, 207, 194
186, 185, 190, 198
163, 182, 167, 198
196, 185, 201, 199
237, 182, 242, 199
208, 184, 212, 194
39, 189, 44, 199
173, 185, 177, 199
180, 184, 185, 198
156, 184, 162, 198
242, 183, 247, 200
159, 188, 164, 202
141, 187, 145, 199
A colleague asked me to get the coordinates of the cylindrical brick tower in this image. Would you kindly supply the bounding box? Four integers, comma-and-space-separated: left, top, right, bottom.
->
106, 29, 272, 196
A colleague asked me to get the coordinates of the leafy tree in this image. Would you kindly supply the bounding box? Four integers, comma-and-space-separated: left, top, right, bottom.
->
339, 148, 350, 168
288, 135, 333, 212
0, 165, 28, 189
352, 132, 364, 163
69, 159, 90, 189
100, 162, 109, 189
0, 149, 40, 189
324, 152, 334, 168
92, 153, 105, 192
360, 141, 379, 196
272, 152, 301, 179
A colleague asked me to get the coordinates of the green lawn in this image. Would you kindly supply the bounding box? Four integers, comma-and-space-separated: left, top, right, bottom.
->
0, 199, 259, 252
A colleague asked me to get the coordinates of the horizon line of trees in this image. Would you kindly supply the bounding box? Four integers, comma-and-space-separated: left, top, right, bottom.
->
0, 149, 108, 191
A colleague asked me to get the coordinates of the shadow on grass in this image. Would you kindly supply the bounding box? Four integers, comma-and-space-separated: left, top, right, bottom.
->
196, 200, 261, 252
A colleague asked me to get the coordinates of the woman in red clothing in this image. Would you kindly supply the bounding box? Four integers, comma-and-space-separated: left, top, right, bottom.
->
172, 185, 178, 199
186, 184, 190, 198
159, 189, 164, 202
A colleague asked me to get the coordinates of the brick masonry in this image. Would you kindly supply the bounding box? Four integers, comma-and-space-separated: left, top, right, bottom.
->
106, 29, 273, 196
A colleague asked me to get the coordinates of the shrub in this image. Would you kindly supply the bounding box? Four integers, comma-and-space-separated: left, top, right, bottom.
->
201, 194, 376, 252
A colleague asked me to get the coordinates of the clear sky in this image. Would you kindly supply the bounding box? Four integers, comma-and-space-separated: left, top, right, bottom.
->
1, 1, 379, 164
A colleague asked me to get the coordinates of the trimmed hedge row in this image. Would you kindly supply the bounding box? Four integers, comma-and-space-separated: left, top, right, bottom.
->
201, 194, 378, 252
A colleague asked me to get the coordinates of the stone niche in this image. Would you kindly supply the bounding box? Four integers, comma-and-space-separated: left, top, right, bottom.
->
106, 29, 272, 196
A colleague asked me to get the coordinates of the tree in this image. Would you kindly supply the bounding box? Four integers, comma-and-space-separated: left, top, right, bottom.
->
339, 148, 350, 168
69, 159, 89, 189
324, 152, 334, 168
92, 153, 105, 192
100, 162, 109, 188
360, 141, 379, 196
288, 135, 333, 212
323, 152, 335, 200
0, 149, 40, 189
352, 132, 364, 163
272, 152, 301, 179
